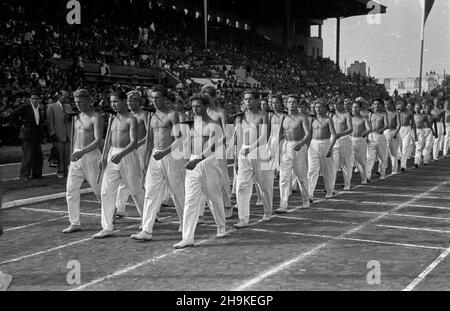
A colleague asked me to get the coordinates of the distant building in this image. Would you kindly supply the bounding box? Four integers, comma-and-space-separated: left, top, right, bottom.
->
347, 61, 367, 77
376, 72, 442, 95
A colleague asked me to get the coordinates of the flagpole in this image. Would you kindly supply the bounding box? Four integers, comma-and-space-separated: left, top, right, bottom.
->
204, 0, 208, 49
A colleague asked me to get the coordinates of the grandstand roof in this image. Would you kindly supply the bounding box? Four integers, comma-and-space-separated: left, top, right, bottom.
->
204, 0, 386, 22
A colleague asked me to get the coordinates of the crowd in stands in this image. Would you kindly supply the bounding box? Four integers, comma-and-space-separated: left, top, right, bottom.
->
0, 0, 427, 147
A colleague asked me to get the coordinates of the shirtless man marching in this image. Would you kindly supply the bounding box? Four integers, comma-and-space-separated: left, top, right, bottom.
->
432, 98, 445, 160
131, 86, 186, 241
267, 94, 286, 173
397, 100, 418, 171
234, 89, 274, 228
115, 91, 149, 220
94, 91, 145, 239
201, 86, 233, 218
307, 99, 337, 200
276, 94, 310, 213
384, 98, 401, 175
351, 101, 371, 184
444, 99, 450, 157
63, 89, 103, 233
414, 102, 437, 167
366, 99, 388, 180
174, 94, 227, 249
331, 97, 353, 191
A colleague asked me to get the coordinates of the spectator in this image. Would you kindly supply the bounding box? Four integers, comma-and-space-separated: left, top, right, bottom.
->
46, 89, 73, 178
8, 89, 44, 180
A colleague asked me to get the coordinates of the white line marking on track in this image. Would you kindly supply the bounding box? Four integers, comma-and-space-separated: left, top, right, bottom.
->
0, 162, 21, 167
403, 246, 450, 291
4, 215, 68, 232
263, 214, 450, 235
2, 173, 55, 182
329, 198, 450, 211
250, 228, 445, 251
314, 207, 450, 222
232, 180, 449, 291
345, 191, 448, 200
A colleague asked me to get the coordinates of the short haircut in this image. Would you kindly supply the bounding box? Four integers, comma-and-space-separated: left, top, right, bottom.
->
190, 94, 209, 106
299, 98, 308, 106
287, 94, 299, 102
270, 94, 283, 103
243, 89, 257, 99
372, 98, 383, 104
127, 90, 142, 100
201, 85, 217, 97
110, 91, 127, 101
151, 85, 168, 97
30, 89, 41, 97
352, 101, 362, 108
73, 89, 91, 99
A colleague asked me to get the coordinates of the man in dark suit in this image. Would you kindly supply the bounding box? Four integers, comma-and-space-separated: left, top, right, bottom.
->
9, 90, 44, 180
46, 90, 72, 178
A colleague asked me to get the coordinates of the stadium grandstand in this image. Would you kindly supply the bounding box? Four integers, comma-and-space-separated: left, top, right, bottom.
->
0, 0, 390, 140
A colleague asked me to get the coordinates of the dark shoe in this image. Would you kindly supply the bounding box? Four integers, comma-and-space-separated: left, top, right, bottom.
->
415, 164, 419, 168
401, 168, 406, 172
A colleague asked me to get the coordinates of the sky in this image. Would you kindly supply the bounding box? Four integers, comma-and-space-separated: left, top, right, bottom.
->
322, 0, 450, 79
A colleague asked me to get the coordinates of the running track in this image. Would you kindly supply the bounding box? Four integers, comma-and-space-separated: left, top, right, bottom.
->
1, 156, 450, 291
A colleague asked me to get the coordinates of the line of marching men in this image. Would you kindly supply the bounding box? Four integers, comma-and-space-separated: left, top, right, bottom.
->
62, 86, 450, 249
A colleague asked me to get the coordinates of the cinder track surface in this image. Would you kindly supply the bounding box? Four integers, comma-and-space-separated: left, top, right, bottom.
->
1, 157, 450, 291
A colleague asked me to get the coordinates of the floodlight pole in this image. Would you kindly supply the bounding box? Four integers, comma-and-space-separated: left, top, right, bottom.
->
204, 0, 208, 49
336, 17, 340, 71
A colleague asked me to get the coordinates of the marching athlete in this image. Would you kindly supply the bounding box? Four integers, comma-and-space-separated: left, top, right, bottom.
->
63, 89, 103, 233
174, 94, 227, 249
115, 91, 149, 220
94, 91, 145, 239
276, 94, 310, 213
131, 86, 186, 241
331, 97, 353, 191
307, 99, 337, 200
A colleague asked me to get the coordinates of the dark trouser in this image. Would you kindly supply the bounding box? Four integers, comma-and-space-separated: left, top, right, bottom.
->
56, 140, 71, 176
20, 139, 43, 179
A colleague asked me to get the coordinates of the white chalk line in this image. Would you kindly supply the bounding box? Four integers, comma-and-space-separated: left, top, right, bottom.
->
403, 246, 450, 291
69, 216, 268, 291
250, 228, 445, 251
268, 214, 450, 235
329, 198, 450, 211
231, 180, 449, 291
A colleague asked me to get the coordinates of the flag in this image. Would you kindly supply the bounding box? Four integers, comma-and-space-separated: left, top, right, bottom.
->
150, 22, 156, 32
420, 0, 435, 39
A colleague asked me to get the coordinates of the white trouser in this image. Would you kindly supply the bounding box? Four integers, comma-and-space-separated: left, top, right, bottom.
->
219, 158, 232, 207
181, 156, 226, 243
399, 126, 413, 169
116, 144, 145, 214
236, 146, 274, 224
384, 129, 399, 174
307, 139, 334, 197
351, 137, 368, 183
141, 150, 186, 233
100, 147, 144, 231
279, 141, 309, 208
422, 128, 434, 164
66, 149, 102, 226
444, 123, 450, 157
331, 135, 352, 190
268, 135, 281, 171
433, 122, 445, 159
415, 129, 426, 165
366, 132, 387, 179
